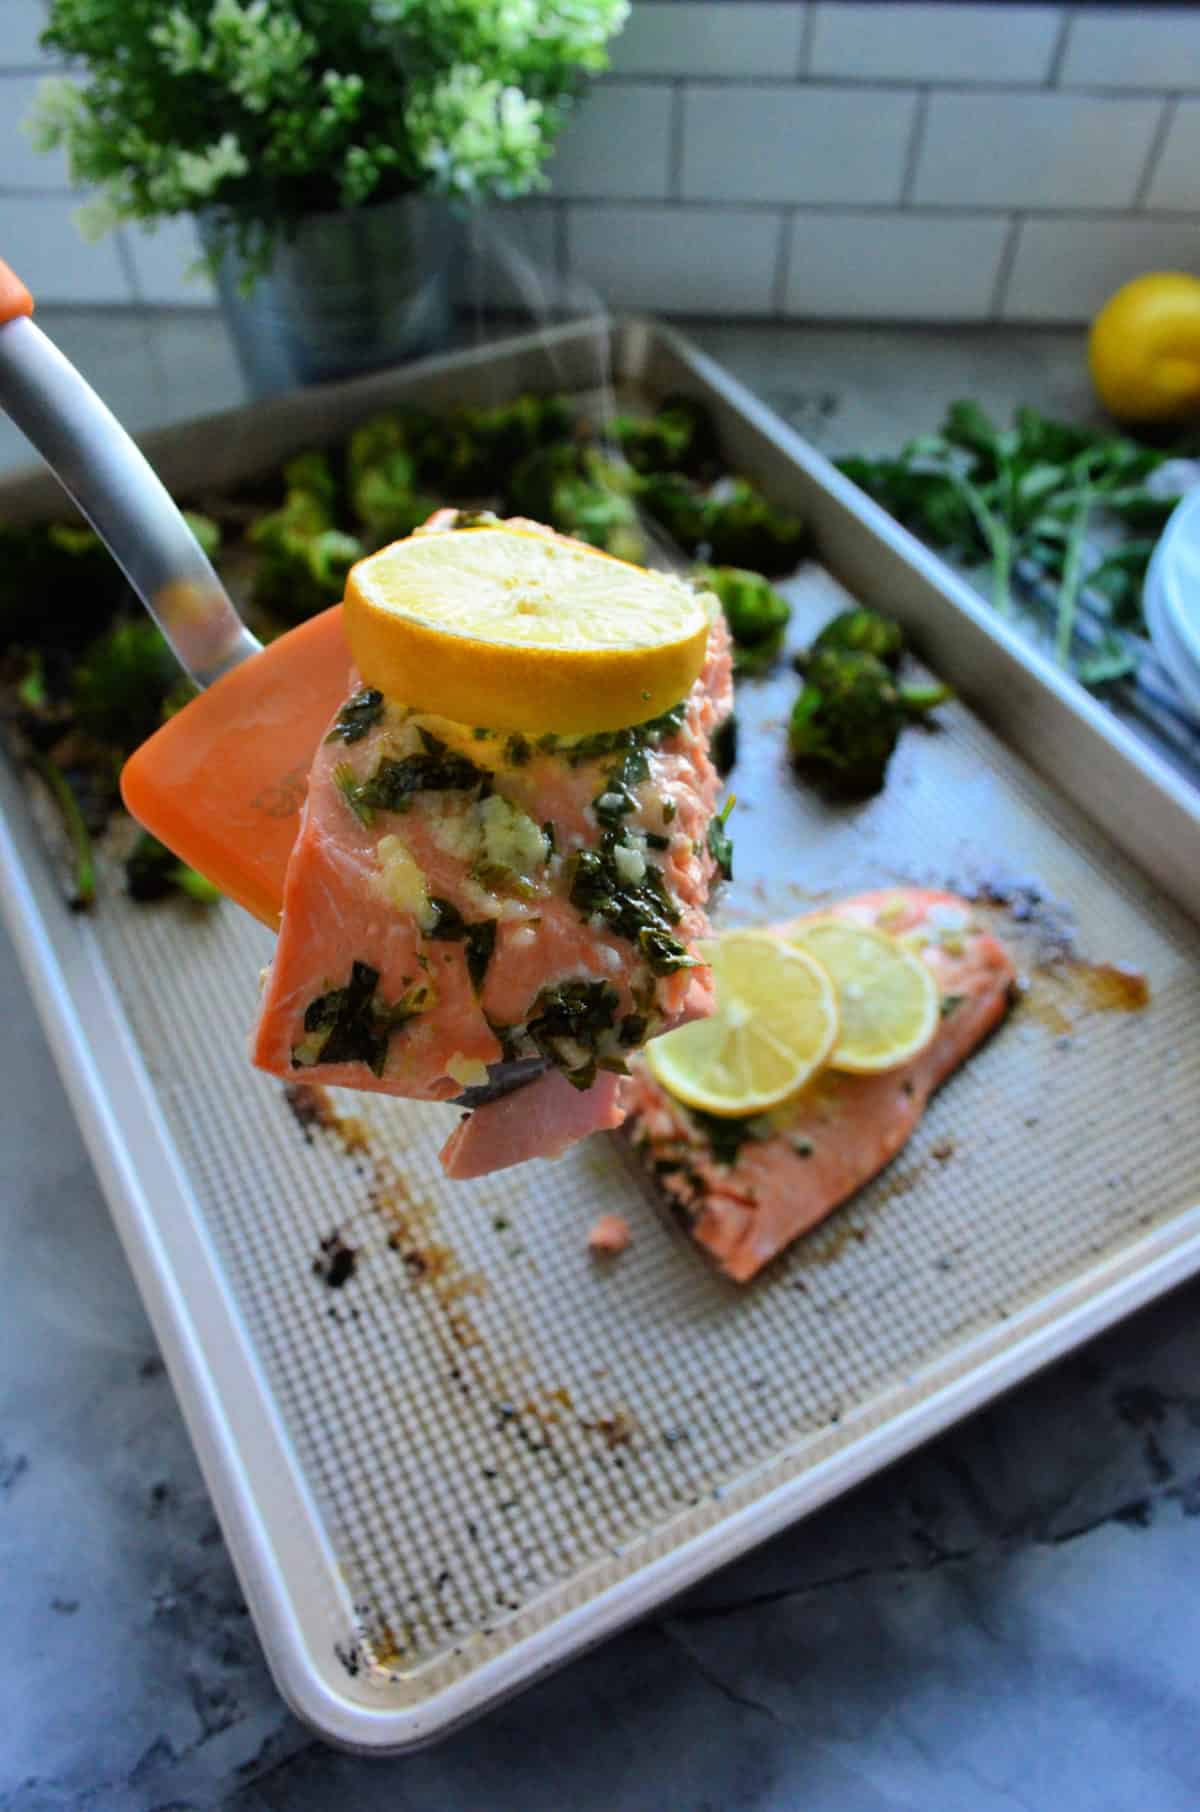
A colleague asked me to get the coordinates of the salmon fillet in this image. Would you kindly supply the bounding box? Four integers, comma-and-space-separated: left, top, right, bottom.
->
623, 889, 1017, 1282
252, 515, 734, 1178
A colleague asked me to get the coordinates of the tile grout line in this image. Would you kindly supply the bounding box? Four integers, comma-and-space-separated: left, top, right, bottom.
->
900, 88, 930, 207
1132, 94, 1178, 210
988, 213, 1023, 320
1046, 7, 1072, 89
532, 196, 1200, 223
669, 79, 685, 202
797, 1, 816, 80
589, 73, 1200, 99
771, 209, 795, 318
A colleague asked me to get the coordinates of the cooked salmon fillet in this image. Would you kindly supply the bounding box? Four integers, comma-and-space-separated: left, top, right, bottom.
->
623, 889, 1017, 1282
252, 515, 733, 1177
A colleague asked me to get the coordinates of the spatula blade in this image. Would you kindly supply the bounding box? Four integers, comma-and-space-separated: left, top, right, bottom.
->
121, 605, 350, 928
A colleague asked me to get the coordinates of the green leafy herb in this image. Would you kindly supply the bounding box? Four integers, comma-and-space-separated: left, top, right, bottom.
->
465, 920, 497, 993
525, 979, 620, 1090
295, 960, 430, 1075
939, 992, 966, 1019
567, 840, 692, 974
707, 795, 735, 881
838, 400, 1186, 681
326, 688, 385, 745
30, 750, 95, 909
355, 736, 486, 813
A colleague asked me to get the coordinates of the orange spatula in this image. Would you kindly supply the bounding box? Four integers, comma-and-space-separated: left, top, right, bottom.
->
0, 261, 350, 927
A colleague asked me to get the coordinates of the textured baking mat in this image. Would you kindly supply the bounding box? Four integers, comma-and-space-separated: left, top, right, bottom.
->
84, 551, 1200, 1705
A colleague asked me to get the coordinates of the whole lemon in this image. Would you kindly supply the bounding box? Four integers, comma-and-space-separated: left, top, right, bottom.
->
1089, 271, 1200, 426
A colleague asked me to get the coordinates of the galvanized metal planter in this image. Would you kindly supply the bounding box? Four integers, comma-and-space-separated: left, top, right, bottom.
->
200, 196, 456, 398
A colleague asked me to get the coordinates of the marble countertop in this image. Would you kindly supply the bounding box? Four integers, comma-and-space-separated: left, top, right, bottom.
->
2, 311, 1199, 1812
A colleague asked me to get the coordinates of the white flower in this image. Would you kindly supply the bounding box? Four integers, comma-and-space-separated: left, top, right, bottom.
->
23, 76, 87, 153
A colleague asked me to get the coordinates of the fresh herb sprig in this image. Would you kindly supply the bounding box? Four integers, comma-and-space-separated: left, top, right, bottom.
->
839, 400, 1187, 683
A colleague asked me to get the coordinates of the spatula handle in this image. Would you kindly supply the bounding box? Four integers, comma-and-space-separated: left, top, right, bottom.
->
0, 257, 260, 688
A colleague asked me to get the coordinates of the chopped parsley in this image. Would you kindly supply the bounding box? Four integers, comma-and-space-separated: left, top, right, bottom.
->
939, 992, 966, 1018
326, 688, 384, 745
525, 979, 619, 1090
293, 961, 431, 1075
426, 897, 497, 992
567, 840, 696, 975
504, 733, 533, 766
707, 795, 735, 882
350, 733, 487, 815
465, 920, 497, 992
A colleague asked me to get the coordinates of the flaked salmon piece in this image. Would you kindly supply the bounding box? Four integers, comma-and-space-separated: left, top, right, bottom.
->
588, 1213, 632, 1255
624, 889, 1017, 1282
441, 1068, 626, 1180
251, 514, 734, 1177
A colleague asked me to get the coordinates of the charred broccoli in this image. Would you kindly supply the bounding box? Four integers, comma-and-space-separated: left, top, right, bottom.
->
125, 830, 221, 904
508, 443, 645, 561
807, 606, 903, 669
697, 566, 791, 676
71, 619, 184, 755
639, 474, 806, 574
250, 451, 363, 623
345, 413, 438, 544
0, 521, 129, 657
788, 648, 951, 796
612, 394, 720, 477
419, 396, 573, 497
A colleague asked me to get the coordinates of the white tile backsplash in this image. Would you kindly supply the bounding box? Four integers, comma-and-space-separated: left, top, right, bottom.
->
1060, 8, 1200, 92
1, 72, 71, 188
0, 0, 50, 68
546, 82, 672, 200
125, 218, 214, 306
681, 84, 915, 205
1144, 101, 1200, 214
1002, 216, 1200, 321
810, 4, 1060, 87
915, 91, 1161, 210
0, 193, 129, 301
784, 211, 1010, 320
567, 204, 781, 313
610, 2, 805, 79
3, 2, 1198, 328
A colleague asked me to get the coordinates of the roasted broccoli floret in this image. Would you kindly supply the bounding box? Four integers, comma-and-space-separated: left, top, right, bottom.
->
639, 474, 805, 574
125, 830, 221, 904
508, 444, 644, 561
71, 619, 183, 755
345, 413, 438, 543
788, 648, 951, 796
250, 451, 363, 623
807, 606, 903, 669
182, 511, 222, 563
697, 565, 791, 676
698, 478, 806, 573
635, 471, 708, 550
0, 521, 128, 656
612, 394, 720, 477
419, 395, 573, 497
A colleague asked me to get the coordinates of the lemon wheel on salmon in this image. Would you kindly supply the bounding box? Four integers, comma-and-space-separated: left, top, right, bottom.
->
786, 917, 939, 1074
343, 524, 713, 736
645, 931, 839, 1118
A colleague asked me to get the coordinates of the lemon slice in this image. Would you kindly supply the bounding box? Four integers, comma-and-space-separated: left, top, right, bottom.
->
645, 931, 839, 1118
343, 525, 712, 735
786, 917, 939, 1074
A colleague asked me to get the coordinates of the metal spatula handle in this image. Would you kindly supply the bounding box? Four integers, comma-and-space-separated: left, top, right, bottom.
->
0, 258, 259, 687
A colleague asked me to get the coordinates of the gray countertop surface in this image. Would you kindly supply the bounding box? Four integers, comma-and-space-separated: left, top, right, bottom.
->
2, 310, 1198, 1812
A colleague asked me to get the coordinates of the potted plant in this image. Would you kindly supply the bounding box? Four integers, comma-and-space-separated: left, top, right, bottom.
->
27, 0, 629, 395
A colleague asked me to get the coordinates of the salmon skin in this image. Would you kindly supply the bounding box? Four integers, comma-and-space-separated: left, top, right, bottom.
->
623, 889, 1017, 1282
252, 515, 734, 1178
